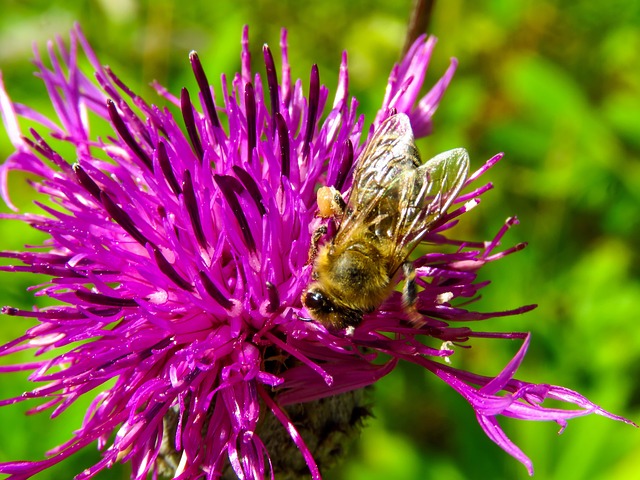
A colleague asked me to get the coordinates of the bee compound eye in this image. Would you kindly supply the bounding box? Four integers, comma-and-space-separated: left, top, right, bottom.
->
303, 289, 332, 313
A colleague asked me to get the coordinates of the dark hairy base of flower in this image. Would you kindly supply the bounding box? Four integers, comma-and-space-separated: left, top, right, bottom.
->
258, 388, 373, 479
157, 407, 183, 477
156, 388, 372, 479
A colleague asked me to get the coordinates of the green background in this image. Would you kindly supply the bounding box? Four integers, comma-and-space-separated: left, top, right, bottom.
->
0, 1, 638, 479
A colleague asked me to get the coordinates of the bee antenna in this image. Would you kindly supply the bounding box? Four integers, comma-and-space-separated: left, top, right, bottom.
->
296, 313, 313, 323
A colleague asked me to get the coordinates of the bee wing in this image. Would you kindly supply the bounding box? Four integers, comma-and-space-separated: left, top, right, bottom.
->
389, 148, 470, 264
335, 113, 469, 274
335, 114, 420, 243
347, 114, 421, 208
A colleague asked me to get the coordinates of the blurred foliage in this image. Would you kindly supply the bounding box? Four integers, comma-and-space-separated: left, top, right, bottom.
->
0, 1, 638, 479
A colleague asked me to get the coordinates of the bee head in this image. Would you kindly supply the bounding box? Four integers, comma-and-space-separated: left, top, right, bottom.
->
302, 287, 334, 315
301, 286, 362, 329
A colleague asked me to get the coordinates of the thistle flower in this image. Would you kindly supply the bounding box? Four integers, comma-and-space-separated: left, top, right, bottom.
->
0, 24, 632, 480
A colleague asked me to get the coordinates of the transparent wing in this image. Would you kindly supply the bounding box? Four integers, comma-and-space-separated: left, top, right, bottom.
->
334, 114, 419, 244
347, 113, 421, 208
387, 147, 470, 270
334, 113, 469, 274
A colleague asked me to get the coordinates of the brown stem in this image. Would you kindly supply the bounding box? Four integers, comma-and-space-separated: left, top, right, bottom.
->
402, 0, 436, 56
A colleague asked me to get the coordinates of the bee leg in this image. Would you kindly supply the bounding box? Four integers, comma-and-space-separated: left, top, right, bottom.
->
307, 225, 328, 266
401, 262, 423, 324
331, 188, 346, 215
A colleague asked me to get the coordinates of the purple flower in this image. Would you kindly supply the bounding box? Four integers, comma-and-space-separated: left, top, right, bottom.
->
0, 24, 633, 479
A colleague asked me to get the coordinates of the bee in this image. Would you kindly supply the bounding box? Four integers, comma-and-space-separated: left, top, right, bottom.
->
302, 113, 469, 328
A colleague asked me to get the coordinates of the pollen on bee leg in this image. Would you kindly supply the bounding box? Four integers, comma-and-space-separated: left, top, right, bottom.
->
401, 262, 424, 324
316, 186, 345, 217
